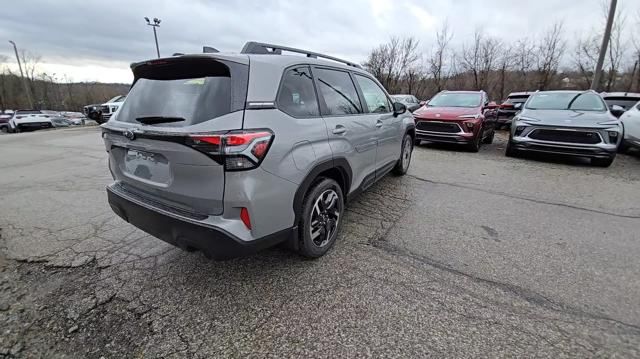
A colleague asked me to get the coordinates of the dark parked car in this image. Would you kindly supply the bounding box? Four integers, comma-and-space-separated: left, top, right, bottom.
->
413, 90, 498, 152
601, 92, 640, 117
497, 92, 531, 128
391, 95, 421, 112
507, 90, 623, 167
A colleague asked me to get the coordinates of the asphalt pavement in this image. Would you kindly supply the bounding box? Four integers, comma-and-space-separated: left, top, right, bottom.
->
1, 127, 639, 358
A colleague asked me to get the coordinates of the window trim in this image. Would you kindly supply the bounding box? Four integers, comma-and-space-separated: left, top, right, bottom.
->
275, 64, 322, 119
310, 65, 367, 118
352, 73, 393, 115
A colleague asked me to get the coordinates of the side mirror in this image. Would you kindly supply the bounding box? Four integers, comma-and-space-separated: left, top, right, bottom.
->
610, 105, 625, 118
419, 100, 428, 107
393, 102, 407, 116
484, 101, 498, 110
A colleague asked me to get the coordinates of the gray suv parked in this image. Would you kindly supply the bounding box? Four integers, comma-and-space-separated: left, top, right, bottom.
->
103, 42, 415, 260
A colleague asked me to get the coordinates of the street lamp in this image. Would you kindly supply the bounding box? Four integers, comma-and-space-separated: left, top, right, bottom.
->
144, 17, 161, 58
8, 40, 34, 109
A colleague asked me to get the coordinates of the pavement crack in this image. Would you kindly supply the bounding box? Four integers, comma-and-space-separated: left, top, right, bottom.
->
407, 174, 640, 219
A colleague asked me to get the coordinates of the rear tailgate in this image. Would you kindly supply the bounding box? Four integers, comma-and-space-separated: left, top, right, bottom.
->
103, 55, 249, 217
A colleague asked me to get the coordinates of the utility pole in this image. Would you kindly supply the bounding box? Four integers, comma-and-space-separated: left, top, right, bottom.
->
591, 0, 617, 90
8, 40, 34, 108
144, 17, 161, 58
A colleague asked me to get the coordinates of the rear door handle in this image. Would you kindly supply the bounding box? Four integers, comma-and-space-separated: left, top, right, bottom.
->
376, 120, 383, 128
332, 125, 346, 135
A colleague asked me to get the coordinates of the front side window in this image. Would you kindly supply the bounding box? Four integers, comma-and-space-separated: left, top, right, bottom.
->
313, 68, 362, 116
354, 75, 391, 113
277, 66, 319, 118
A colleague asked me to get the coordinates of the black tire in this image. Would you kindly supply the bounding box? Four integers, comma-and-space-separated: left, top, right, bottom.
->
483, 129, 495, 144
0, 126, 7, 134
467, 129, 482, 152
393, 133, 413, 176
618, 141, 629, 154
591, 157, 615, 167
297, 178, 344, 258
414, 139, 421, 146
505, 141, 519, 157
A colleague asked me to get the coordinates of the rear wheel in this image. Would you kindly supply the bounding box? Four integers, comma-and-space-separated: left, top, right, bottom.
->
591, 157, 614, 167
0, 126, 7, 133
393, 133, 413, 175
297, 178, 344, 258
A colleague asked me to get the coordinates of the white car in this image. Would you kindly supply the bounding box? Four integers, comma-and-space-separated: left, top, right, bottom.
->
620, 101, 640, 152
8, 110, 54, 132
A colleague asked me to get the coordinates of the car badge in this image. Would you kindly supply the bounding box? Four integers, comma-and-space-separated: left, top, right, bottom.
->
124, 129, 136, 140
435, 113, 441, 118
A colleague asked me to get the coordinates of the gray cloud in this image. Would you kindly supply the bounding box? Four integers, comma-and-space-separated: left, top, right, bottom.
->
1, 0, 638, 82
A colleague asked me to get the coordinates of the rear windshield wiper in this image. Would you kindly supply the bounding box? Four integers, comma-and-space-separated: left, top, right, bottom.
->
136, 116, 186, 125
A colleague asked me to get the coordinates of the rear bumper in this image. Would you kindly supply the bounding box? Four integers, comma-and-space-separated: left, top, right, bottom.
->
107, 185, 295, 260
511, 137, 617, 158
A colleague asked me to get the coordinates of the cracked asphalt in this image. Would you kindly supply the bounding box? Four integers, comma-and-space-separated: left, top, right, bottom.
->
1, 127, 639, 358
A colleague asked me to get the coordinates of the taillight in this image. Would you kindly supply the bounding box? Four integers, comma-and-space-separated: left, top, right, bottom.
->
189, 130, 274, 171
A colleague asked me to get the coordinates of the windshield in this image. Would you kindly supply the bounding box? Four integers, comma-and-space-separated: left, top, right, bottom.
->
117, 77, 231, 126
525, 93, 607, 111
428, 93, 481, 108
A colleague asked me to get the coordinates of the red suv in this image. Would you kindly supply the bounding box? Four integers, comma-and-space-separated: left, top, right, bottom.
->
413, 90, 498, 152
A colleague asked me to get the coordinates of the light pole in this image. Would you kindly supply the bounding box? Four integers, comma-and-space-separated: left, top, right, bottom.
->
591, 0, 617, 90
144, 17, 161, 58
8, 40, 34, 109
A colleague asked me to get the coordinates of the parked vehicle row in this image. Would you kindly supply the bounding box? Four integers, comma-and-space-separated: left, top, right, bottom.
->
102, 41, 415, 261
83, 95, 126, 124
1, 110, 89, 133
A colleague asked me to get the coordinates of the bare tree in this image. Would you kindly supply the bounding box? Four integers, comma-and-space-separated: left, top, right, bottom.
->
428, 22, 453, 92
497, 45, 514, 100
603, 1, 627, 91
363, 36, 420, 94
460, 29, 499, 91
535, 22, 565, 90
513, 38, 536, 90
573, 34, 600, 88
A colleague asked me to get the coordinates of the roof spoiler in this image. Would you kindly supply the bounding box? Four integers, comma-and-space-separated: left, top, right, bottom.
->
240, 41, 362, 69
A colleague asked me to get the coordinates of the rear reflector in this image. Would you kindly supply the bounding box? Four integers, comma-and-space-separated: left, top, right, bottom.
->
240, 207, 251, 230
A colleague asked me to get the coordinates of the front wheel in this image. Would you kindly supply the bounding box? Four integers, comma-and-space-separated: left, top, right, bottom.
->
505, 141, 519, 157
297, 178, 344, 258
393, 134, 413, 175
467, 129, 482, 152
483, 129, 495, 144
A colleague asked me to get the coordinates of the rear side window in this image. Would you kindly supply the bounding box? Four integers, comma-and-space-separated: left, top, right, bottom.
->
277, 66, 319, 118
119, 58, 247, 126
354, 75, 391, 113
313, 68, 362, 115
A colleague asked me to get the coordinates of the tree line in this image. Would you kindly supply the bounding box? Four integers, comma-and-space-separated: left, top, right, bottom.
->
364, 6, 640, 101
0, 52, 128, 112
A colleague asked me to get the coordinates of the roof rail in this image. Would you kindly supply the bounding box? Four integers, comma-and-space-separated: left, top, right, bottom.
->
240, 41, 362, 69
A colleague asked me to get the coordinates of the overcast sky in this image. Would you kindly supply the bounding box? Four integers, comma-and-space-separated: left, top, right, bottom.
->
1, 0, 638, 83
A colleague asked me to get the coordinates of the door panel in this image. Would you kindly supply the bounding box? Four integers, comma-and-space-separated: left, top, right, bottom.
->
312, 67, 379, 193
352, 74, 401, 171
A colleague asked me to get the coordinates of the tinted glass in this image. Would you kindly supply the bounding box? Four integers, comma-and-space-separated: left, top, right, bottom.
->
117, 76, 231, 125
526, 93, 606, 111
277, 66, 319, 117
314, 68, 362, 115
604, 98, 640, 111
355, 75, 391, 113
427, 93, 482, 108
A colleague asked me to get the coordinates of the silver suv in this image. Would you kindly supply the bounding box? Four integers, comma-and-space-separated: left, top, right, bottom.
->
102, 42, 415, 259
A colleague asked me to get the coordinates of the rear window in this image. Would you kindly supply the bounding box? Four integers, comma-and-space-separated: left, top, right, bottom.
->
118, 58, 247, 126
16, 110, 42, 115
277, 66, 319, 118
604, 97, 640, 111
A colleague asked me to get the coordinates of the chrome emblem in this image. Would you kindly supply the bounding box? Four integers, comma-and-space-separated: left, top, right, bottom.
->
124, 129, 136, 140
435, 113, 441, 118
